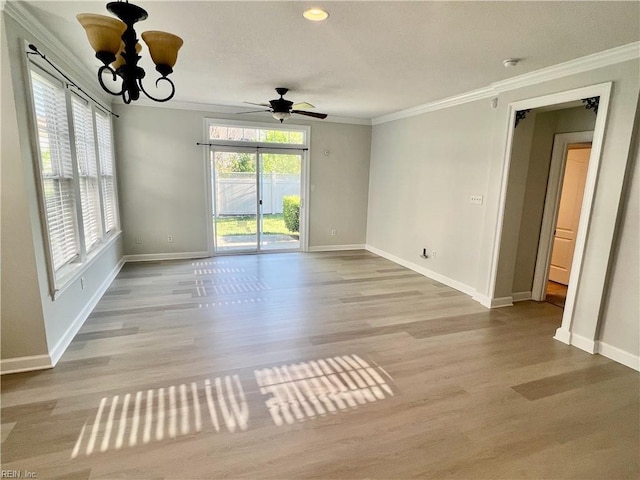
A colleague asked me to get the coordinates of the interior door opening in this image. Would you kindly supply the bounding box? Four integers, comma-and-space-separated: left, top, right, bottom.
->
211, 148, 302, 254
545, 143, 592, 308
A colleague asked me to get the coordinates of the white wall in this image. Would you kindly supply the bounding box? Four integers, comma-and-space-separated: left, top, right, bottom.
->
368, 58, 640, 363
113, 105, 371, 255
1, 10, 124, 371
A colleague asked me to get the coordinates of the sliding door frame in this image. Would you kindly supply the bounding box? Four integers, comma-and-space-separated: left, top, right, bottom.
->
202, 118, 310, 256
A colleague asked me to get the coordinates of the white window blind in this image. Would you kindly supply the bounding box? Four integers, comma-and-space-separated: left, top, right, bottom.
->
96, 111, 117, 233
29, 60, 120, 295
71, 95, 103, 252
31, 70, 80, 272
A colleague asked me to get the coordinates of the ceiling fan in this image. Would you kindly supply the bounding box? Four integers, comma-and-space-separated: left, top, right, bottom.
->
242, 88, 328, 122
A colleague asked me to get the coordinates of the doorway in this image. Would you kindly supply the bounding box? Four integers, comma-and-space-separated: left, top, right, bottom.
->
545, 142, 592, 307
211, 148, 303, 254
531, 131, 594, 306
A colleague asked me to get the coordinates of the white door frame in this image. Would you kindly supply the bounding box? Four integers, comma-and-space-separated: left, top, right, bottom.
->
531, 131, 594, 301
486, 82, 612, 350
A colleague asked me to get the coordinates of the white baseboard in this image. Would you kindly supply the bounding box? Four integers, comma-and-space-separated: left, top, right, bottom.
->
0, 354, 52, 375
365, 244, 477, 298
49, 258, 126, 366
489, 296, 514, 308
554, 328, 597, 353
472, 293, 492, 308
512, 291, 532, 302
554, 327, 572, 345
555, 328, 638, 370
471, 292, 529, 308
123, 251, 210, 262
569, 332, 597, 354
308, 244, 365, 252
596, 342, 640, 371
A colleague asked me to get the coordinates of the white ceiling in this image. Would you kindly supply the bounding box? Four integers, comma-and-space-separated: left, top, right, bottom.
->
19, 1, 640, 121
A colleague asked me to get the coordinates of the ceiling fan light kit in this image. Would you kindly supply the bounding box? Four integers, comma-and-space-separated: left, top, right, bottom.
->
77, 0, 183, 104
272, 112, 292, 122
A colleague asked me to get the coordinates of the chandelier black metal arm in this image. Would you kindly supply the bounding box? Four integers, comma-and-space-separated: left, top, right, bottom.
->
137, 75, 176, 103
97, 64, 125, 97
98, 61, 175, 104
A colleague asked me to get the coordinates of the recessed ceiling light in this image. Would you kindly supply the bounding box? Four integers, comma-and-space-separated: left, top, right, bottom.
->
303, 8, 329, 22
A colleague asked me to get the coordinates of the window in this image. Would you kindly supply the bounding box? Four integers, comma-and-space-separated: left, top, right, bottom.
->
95, 110, 117, 233
71, 95, 102, 251
209, 125, 305, 145
29, 65, 119, 294
32, 70, 80, 272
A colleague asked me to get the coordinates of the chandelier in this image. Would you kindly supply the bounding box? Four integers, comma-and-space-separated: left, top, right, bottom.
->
77, 1, 183, 104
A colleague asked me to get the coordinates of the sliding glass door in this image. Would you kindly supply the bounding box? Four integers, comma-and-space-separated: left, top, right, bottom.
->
212, 150, 258, 252
211, 148, 302, 253
259, 151, 301, 251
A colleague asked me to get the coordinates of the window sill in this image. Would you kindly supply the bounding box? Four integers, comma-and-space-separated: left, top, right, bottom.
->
52, 230, 122, 300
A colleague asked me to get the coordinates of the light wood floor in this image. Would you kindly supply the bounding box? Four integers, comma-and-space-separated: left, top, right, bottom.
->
2, 251, 638, 479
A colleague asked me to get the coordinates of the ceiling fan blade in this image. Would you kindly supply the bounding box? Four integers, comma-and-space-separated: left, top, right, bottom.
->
237, 109, 271, 114
244, 101, 271, 107
292, 102, 315, 110
291, 110, 328, 119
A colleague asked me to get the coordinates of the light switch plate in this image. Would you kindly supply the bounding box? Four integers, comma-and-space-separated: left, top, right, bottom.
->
470, 195, 484, 205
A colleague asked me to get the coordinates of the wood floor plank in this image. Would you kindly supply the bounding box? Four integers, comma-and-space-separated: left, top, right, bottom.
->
511, 362, 635, 400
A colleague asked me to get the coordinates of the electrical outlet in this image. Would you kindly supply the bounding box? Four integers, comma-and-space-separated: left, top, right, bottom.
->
431, 250, 437, 259
470, 194, 484, 205
167, 235, 174, 243
331, 229, 337, 236
136, 235, 142, 244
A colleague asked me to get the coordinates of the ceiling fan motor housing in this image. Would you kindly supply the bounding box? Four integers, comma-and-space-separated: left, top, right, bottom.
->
270, 98, 294, 113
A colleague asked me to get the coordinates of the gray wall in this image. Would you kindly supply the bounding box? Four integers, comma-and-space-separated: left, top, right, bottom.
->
368, 59, 640, 361
367, 100, 495, 288
1, 19, 48, 360
493, 111, 537, 298
511, 107, 597, 294
113, 105, 371, 254
1, 11, 124, 367
599, 109, 639, 357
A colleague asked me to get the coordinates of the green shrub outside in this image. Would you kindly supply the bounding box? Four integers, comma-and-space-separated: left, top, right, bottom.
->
283, 195, 300, 233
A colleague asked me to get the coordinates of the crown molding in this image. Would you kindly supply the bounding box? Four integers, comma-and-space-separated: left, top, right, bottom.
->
492, 41, 639, 93
372, 86, 496, 125
112, 98, 372, 126
372, 41, 640, 125
3, 0, 112, 105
